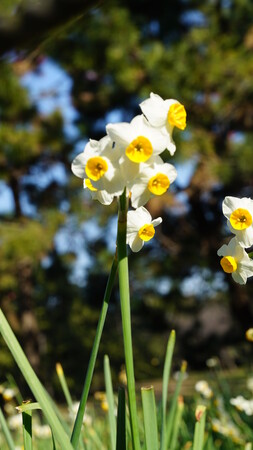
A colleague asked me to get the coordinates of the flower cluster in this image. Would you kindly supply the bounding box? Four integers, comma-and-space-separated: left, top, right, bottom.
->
230, 395, 253, 416
218, 196, 253, 284
72, 93, 186, 252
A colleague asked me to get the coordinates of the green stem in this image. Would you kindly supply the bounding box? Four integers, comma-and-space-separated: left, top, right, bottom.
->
117, 191, 141, 450
71, 255, 118, 449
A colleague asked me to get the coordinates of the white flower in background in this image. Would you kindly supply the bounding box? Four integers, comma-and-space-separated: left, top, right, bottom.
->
130, 157, 177, 208
217, 237, 253, 284
71, 136, 125, 196
195, 380, 213, 399
140, 92, 187, 155
2, 387, 17, 401
222, 196, 253, 248
7, 413, 22, 430
206, 357, 219, 368
127, 206, 162, 252
230, 396, 253, 416
106, 115, 166, 164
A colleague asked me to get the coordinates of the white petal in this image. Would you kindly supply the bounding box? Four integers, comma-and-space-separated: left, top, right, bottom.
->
152, 217, 162, 227
131, 187, 151, 209
232, 271, 247, 285
106, 122, 134, 147
135, 206, 152, 223
162, 163, 177, 182
217, 244, 229, 257
130, 236, 144, 252
223, 196, 242, 219
92, 190, 114, 205
119, 155, 140, 186
71, 153, 86, 178
239, 260, 253, 278
164, 99, 180, 109
233, 228, 253, 248
140, 95, 166, 127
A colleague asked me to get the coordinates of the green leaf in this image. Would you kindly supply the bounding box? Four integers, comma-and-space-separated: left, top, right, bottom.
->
104, 354, 117, 450
0, 309, 74, 450
193, 406, 206, 450
71, 256, 118, 449
169, 396, 184, 450
160, 330, 176, 450
116, 387, 126, 450
22, 410, 32, 450
0, 406, 16, 450
141, 386, 159, 450
166, 360, 187, 448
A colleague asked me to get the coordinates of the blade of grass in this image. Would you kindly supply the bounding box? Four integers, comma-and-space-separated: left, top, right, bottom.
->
116, 387, 126, 450
104, 355, 116, 450
22, 409, 32, 450
71, 255, 118, 449
141, 386, 159, 450
193, 406, 206, 450
166, 360, 187, 448
160, 330, 176, 450
55, 363, 85, 450
0, 406, 16, 450
169, 396, 184, 450
56, 363, 73, 410
0, 308, 73, 450
6, 373, 23, 405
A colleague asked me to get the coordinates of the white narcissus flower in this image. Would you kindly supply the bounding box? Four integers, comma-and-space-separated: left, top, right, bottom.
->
222, 196, 253, 248
71, 136, 125, 196
127, 206, 162, 252
140, 92, 187, 155
130, 157, 177, 208
217, 238, 253, 284
106, 115, 166, 164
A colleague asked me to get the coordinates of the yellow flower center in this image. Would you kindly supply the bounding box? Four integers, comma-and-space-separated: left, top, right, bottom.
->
148, 173, 170, 195
85, 157, 108, 181
126, 136, 153, 163
230, 208, 252, 230
85, 178, 98, 191
167, 103, 187, 130
220, 256, 237, 273
138, 223, 155, 241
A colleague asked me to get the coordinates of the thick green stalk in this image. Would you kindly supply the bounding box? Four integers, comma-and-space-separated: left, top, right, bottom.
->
117, 191, 141, 450
71, 255, 118, 449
